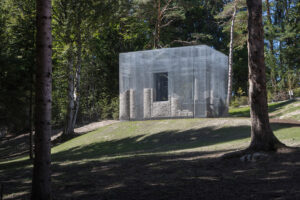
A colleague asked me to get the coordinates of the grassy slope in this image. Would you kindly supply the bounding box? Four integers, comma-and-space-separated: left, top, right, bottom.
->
229, 99, 300, 120
50, 100, 300, 164
50, 119, 300, 165
0, 100, 300, 199
1, 100, 300, 167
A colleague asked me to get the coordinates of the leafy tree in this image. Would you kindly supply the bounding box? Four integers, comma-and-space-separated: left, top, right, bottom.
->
135, 0, 185, 48
264, 0, 300, 100
216, 0, 247, 105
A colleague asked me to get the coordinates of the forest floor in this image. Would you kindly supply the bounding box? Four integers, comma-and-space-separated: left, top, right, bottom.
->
0, 100, 300, 200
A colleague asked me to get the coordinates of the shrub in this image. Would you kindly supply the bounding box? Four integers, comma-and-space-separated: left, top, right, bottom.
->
100, 97, 119, 120
230, 96, 248, 107
294, 87, 300, 97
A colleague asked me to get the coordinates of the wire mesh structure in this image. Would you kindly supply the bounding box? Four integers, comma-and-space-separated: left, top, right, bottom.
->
119, 45, 228, 121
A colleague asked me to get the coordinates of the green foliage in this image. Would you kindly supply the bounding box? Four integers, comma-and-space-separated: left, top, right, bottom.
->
231, 96, 248, 108
0, 0, 299, 133
100, 97, 119, 120
0, 0, 36, 132
294, 88, 300, 97
264, 0, 300, 98
215, 0, 247, 50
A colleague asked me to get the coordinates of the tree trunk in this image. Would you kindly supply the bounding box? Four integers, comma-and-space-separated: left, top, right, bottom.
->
29, 73, 34, 160
227, 3, 237, 106
154, 0, 161, 48
31, 0, 52, 198
266, 0, 274, 53
72, 17, 82, 129
246, 0, 284, 152
64, 51, 75, 135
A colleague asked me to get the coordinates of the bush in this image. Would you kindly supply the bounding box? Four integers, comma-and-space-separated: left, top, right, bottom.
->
100, 97, 119, 120
230, 96, 248, 107
294, 87, 300, 97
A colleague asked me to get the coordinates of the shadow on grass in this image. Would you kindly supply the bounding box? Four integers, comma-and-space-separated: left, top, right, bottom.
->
229, 100, 296, 117
51, 148, 300, 200
52, 122, 297, 163
1, 122, 300, 200
52, 125, 251, 162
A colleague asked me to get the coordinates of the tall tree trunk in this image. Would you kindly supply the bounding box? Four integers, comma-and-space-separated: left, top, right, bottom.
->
72, 17, 82, 129
154, 0, 161, 48
64, 51, 75, 135
246, 0, 284, 151
31, 0, 52, 198
227, 3, 237, 106
266, 0, 274, 53
29, 73, 34, 160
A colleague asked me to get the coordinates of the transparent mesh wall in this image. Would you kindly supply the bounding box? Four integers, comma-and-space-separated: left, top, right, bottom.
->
119, 45, 228, 120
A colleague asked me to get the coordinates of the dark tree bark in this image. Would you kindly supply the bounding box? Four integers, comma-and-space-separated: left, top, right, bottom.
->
31, 0, 52, 199
29, 73, 34, 160
64, 49, 75, 135
246, 0, 284, 151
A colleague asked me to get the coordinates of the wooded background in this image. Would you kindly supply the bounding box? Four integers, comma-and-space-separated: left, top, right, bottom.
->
0, 0, 299, 134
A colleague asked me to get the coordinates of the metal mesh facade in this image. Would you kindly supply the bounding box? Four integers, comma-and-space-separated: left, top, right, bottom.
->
119, 45, 228, 121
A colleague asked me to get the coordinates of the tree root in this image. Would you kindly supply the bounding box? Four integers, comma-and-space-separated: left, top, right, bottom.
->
221, 146, 300, 162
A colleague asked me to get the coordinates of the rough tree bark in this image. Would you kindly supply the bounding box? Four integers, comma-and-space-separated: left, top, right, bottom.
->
29, 73, 34, 160
31, 0, 52, 199
64, 49, 75, 135
226, 3, 237, 106
246, 0, 284, 152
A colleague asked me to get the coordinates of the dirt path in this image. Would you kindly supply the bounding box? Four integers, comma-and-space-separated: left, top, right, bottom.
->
74, 120, 119, 134
51, 120, 119, 141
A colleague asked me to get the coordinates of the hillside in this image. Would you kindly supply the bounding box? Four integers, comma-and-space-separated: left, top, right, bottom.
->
0, 100, 300, 199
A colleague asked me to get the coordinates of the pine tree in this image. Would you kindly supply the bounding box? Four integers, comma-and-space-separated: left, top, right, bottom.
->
31, 0, 52, 198
246, 0, 284, 152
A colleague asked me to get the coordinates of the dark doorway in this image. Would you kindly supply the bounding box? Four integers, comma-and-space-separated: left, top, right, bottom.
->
154, 72, 168, 101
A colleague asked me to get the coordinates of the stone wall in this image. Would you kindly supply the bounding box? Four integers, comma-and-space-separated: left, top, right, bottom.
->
143, 88, 152, 119
152, 101, 170, 118
119, 90, 130, 120
130, 89, 136, 119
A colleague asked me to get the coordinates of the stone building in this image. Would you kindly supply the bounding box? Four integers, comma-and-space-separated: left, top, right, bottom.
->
119, 45, 228, 121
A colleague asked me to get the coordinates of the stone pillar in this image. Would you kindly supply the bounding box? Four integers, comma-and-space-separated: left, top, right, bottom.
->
119, 90, 130, 120
171, 97, 179, 117
130, 89, 136, 120
143, 88, 152, 119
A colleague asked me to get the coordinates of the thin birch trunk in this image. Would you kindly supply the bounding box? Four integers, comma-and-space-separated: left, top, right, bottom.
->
72, 17, 82, 129
227, 3, 237, 106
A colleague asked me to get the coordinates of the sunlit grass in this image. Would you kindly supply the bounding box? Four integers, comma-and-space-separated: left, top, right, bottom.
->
229, 99, 300, 119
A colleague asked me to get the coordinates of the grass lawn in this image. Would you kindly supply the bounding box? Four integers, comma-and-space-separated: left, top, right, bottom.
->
229, 99, 300, 120
0, 100, 300, 199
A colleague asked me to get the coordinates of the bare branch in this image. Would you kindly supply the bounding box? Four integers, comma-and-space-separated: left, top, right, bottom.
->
160, 19, 174, 28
